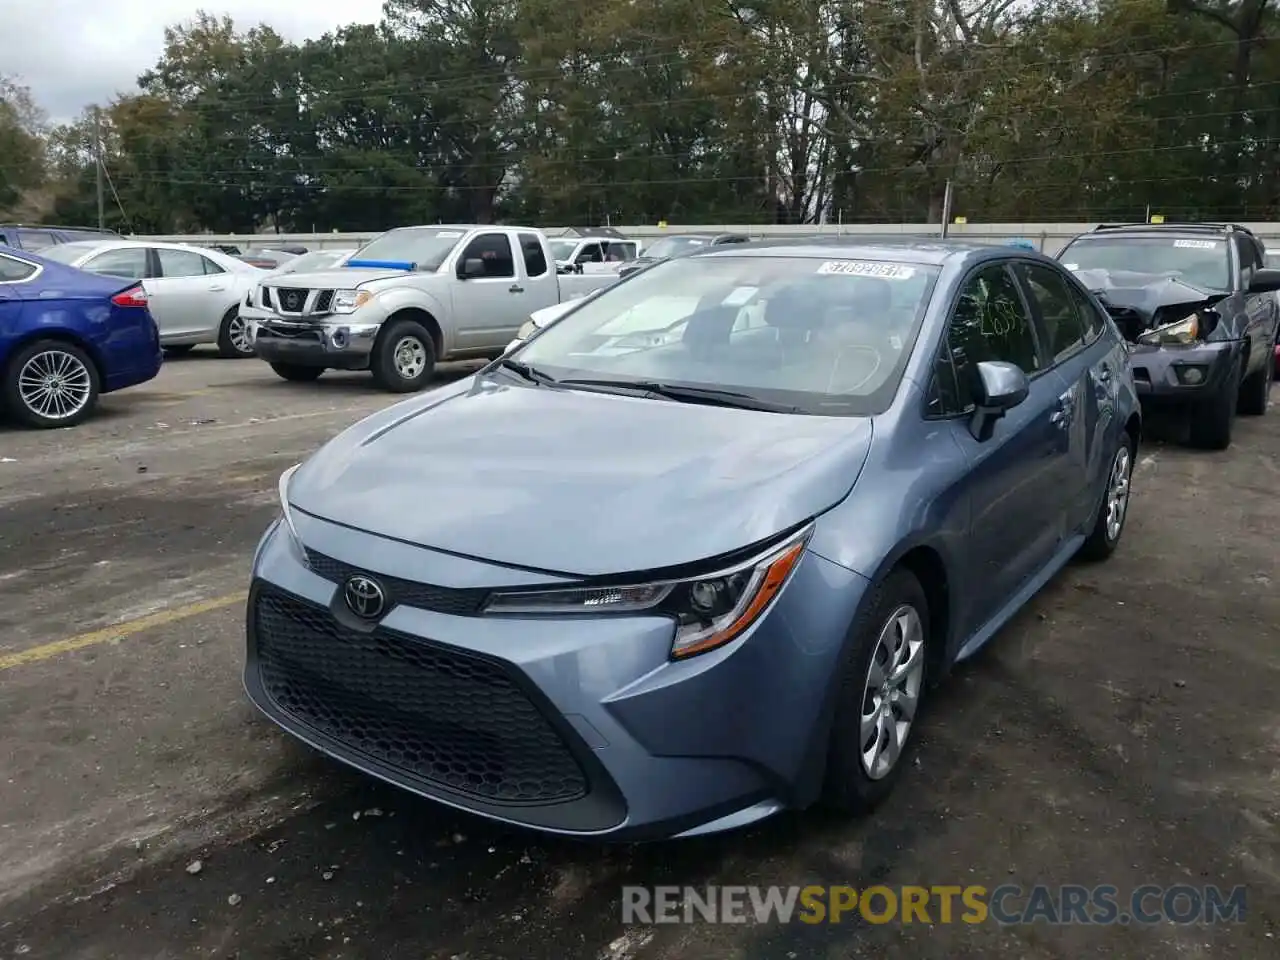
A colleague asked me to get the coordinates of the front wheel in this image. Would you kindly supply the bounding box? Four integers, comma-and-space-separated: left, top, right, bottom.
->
2, 339, 101, 429
1188, 359, 1239, 449
821, 568, 929, 815
269, 362, 324, 382
1238, 349, 1273, 416
217, 308, 255, 359
369, 318, 436, 393
1077, 433, 1134, 562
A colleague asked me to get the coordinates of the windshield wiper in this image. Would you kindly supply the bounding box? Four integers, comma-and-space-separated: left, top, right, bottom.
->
492, 357, 560, 387
557, 378, 799, 412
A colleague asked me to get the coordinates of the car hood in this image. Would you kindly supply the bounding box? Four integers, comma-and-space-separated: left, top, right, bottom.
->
1072, 268, 1230, 326
264, 267, 419, 288
288, 380, 874, 576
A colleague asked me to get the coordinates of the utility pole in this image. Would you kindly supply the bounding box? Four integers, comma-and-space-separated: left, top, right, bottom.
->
940, 179, 954, 239
94, 108, 105, 230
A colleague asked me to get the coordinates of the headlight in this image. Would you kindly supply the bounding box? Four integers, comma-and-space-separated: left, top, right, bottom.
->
1138, 314, 1199, 345
277, 464, 310, 567
517, 318, 539, 340
333, 289, 374, 313
483, 528, 810, 659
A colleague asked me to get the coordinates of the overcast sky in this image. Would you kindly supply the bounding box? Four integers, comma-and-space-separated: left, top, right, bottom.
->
8, 1, 388, 124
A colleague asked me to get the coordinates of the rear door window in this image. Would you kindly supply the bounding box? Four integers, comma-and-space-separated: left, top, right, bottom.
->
1015, 263, 1088, 363
83, 247, 148, 279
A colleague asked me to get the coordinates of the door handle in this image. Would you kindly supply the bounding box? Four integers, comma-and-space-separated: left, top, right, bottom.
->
209, 284, 227, 291
508, 284, 524, 293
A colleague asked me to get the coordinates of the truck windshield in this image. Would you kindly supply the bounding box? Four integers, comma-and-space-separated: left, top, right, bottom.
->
1060, 236, 1231, 292
548, 240, 578, 261
353, 228, 467, 271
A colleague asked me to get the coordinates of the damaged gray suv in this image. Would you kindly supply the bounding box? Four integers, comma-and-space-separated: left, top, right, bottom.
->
1058, 222, 1280, 449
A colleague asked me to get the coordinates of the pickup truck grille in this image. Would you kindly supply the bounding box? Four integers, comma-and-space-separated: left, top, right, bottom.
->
274, 288, 309, 314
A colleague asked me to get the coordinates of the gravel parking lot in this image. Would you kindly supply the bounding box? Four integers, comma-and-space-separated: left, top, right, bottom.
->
0, 352, 1278, 958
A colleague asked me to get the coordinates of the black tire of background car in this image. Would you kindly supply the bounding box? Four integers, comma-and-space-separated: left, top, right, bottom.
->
1078, 432, 1135, 562
269, 362, 324, 382
369, 318, 437, 393
216, 307, 255, 359
162, 345, 195, 357
2, 339, 101, 429
1238, 349, 1273, 416
820, 567, 929, 815
1188, 358, 1240, 450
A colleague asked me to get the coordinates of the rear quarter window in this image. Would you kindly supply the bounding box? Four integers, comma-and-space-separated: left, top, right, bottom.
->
0, 254, 39, 282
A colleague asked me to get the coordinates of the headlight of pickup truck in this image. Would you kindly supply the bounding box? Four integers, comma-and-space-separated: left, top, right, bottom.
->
333, 289, 374, 313
517, 317, 539, 340
1138, 314, 1199, 345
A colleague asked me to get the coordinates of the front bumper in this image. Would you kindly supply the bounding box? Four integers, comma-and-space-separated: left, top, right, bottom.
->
1127, 340, 1240, 402
244, 512, 867, 839
250, 317, 381, 370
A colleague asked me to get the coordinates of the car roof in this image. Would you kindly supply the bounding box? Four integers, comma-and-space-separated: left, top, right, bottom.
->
690, 236, 1035, 268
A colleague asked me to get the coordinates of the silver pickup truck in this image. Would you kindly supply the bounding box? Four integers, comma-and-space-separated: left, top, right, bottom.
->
247, 225, 617, 391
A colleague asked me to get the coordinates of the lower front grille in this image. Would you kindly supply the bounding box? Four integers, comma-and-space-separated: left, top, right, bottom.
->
252, 586, 589, 805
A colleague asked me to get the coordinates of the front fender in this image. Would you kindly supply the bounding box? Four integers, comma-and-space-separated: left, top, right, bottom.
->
360, 287, 453, 350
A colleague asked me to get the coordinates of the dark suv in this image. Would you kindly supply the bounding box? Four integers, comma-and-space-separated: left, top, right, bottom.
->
0, 224, 120, 252
1056, 222, 1280, 449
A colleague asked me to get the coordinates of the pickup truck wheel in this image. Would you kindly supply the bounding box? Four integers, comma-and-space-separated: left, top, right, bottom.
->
269, 362, 324, 382
1188, 358, 1240, 450
1238, 350, 1272, 416
370, 319, 436, 393
216, 307, 255, 359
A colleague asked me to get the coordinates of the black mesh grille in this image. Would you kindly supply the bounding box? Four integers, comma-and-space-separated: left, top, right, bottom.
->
315, 290, 334, 312
305, 549, 488, 616
276, 288, 308, 312
253, 587, 588, 803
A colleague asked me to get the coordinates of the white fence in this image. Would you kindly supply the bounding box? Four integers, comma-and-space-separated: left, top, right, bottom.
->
130, 222, 1280, 258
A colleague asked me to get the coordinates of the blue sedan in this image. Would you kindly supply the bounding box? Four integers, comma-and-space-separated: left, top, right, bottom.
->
245, 239, 1141, 839
0, 244, 162, 428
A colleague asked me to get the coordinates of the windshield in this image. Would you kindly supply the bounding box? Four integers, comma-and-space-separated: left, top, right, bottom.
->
351, 227, 466, 271
548, 240, 578, 261
641, 237, 712, 260
281, 250, 349, 273
1060, 236, 1231, 291
39, 242, 104, 264
513, 255, 939, 416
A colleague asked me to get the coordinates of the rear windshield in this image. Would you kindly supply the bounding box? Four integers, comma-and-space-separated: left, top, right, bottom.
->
40, 242, 105, 264
1059, 236, 1231, 292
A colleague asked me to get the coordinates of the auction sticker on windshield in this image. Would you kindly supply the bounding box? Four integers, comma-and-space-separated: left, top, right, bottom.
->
437, 231, 464, 238
817, 261, 916, 279
1173, 239, 1218, 249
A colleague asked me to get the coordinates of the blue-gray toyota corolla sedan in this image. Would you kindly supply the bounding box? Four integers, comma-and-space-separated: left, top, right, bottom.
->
245, 238, 1142, 840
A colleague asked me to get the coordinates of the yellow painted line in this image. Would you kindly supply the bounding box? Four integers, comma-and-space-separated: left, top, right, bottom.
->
0, 592, 243, 672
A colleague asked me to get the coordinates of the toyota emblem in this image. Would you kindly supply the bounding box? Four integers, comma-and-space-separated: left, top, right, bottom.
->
343, 575, 386, 619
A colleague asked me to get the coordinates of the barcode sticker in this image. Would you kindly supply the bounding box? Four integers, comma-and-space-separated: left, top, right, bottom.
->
817, 260, 915, 279
436, 231, 464, 238
1173, 239, 1218, 249
1063, 263, 1079, 271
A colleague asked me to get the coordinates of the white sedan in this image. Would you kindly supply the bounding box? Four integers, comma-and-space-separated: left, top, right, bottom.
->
41, 240, 266, 358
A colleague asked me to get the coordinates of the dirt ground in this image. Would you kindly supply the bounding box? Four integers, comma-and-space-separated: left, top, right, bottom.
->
0, 351, 1277, 959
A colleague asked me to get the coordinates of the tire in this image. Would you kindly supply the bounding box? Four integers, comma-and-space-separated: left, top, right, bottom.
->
1077, 432, 1134, 562
1238, 350, 1273, 416
821, 568, 929, 815
163, 345, 195, 358
369, 318, 436, 393
216, 307, 255, 359
2, 339, 101, 429
1188, 358, 1240, 450
269, 362, 324, 382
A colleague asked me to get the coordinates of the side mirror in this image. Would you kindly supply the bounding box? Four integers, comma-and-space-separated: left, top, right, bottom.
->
573, 263, 584, 274
1248, 267, 1280, 294
458, 258, 485, 279
969, 360, 1030, 442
